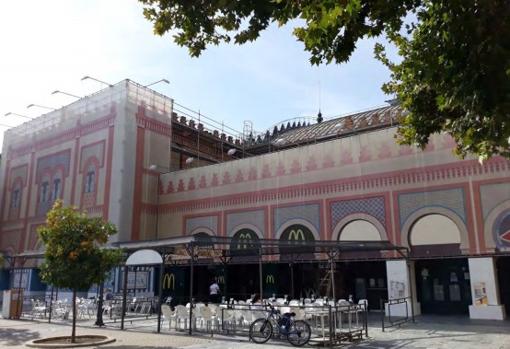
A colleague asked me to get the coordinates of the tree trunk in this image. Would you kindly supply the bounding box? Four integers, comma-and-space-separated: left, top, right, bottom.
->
71, 289, 77, 343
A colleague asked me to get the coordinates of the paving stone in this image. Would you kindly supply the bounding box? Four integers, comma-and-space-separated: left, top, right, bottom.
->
1, 316, 510, 349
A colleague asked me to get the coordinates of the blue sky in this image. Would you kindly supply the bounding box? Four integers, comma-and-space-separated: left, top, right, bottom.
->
0, 0, 397, 147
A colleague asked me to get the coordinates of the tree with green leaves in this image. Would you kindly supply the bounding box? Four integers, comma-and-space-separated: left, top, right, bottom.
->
38, 201, 122, 343
139, 0, 510, 160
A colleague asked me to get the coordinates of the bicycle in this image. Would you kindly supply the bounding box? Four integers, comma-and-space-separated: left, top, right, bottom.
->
249, 304, 311, 347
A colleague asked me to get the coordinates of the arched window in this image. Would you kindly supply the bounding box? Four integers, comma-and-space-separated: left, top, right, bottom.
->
52, 177, 61, 200
40, 180, 50, 203
10, 187, 21, 208
9, 179, 23, 219
409, 214, 461, 256
339, 220, 381, 241
84, 167, 95, 193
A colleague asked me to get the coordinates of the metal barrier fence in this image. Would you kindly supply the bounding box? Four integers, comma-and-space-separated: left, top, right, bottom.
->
380, 297, 414, 332
160, 302, 368, 346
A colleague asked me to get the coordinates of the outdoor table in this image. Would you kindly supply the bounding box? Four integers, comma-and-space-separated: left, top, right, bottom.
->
304, 308, 330, 343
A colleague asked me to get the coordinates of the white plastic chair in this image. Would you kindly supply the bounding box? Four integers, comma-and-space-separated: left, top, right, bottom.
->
222, 309, 237, 334
161, 304, 175, 330
290, 306, 306, 320
175, 305, 189, 330
199, 306, 215, 334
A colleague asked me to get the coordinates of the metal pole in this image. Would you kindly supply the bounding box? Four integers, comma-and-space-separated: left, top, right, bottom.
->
157, 260, 164, 333
290, 262, 295, 299
48, 286, 54, 323
258, 249, 263, 300
95, 282, 105, 327
330, 254, 336, 301
189, 246, 194, 335
120, 265, 128, 330
17, 265, 23, 318
134, 268, 137, 296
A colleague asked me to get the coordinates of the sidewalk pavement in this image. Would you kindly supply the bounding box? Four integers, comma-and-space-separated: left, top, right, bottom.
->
1, 316, 510, 349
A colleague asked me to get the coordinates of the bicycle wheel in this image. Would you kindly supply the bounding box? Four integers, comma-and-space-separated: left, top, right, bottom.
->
249, 318, 273, 344
287, 320, 311, 347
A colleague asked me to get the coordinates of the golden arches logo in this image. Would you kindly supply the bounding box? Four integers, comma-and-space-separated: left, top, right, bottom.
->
163, 273, 175, 290
216, 276, 225, 284
237, 232, 252, 249
266, 274, 275, 284
288, 229, 305, 241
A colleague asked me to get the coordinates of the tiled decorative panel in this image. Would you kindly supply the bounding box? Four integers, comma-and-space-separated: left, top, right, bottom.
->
80, 141, 105, 171
36, 150, 71, 182
226, 210, 265, 236
398, 188, 466, 226
185, 215, 218, 235
273, 204, 320, 238
331, 196, 385, 228
480, 182, 510, 218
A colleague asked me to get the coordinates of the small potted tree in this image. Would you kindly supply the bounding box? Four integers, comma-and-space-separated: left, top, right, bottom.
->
30, 200, 122, 347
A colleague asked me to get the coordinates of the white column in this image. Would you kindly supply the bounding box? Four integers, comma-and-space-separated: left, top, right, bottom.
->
468, 257, 506, 320
385, 259, 421, 317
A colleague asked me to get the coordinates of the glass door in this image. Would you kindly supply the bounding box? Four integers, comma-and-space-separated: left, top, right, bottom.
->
416, 259, 471, 315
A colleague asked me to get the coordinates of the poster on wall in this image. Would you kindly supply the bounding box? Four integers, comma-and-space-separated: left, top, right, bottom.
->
389, 281, 406, 299
474, 282, 488, 305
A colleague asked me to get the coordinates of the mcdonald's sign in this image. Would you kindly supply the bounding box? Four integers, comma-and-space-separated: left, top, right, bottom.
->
266, 274, 275, 284
288, 228, 305, 241
237, 232, 252, 249
162, 273, 175, 290
216, 275, 225, 284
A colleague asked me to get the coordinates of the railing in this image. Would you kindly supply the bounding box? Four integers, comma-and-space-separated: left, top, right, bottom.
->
380, 296, 414, 331
159, 301, 368, 346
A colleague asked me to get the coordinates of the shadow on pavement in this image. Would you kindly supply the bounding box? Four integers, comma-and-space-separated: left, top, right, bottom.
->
0, 327, 41, 346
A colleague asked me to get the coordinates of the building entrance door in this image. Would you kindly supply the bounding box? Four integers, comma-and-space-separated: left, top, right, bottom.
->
416, 259, 471, 315
496, 256, 510, 315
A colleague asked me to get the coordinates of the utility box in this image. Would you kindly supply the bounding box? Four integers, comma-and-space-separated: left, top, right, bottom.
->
2, 288, 23, 319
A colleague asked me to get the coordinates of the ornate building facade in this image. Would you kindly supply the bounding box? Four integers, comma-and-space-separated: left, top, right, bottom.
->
0, 80, 509, 320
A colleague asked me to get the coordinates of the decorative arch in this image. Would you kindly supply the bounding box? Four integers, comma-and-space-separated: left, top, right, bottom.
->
229, 223, 264, 239
400, 207, 469, 252
189, 227, 216, 237
275, 219, 320, 241
331, 213, 387, 241
484, 200, 510, 250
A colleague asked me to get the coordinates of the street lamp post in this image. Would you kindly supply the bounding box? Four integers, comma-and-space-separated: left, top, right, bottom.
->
51, 90, 81, 99
81, 76, 113, 87
4, 112, 33, 120
144, 79, 170, 88
27, 104, 56, 111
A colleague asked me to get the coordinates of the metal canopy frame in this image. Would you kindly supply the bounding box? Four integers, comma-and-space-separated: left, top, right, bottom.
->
6, 236, 409, 335
113, 235, 409, 261
113, 235, 409, 334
